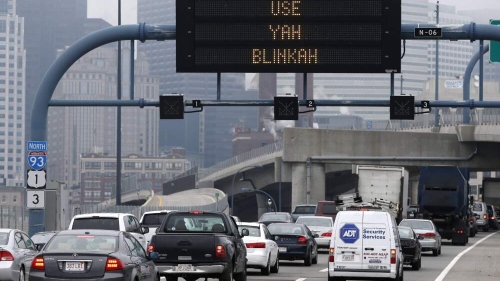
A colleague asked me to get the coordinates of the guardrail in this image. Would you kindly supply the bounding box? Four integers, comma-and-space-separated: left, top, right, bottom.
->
198, 141, 284, 180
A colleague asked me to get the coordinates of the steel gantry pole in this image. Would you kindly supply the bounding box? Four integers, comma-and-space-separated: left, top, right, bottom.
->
434, 1, 440, 126
116, 0, 123, 206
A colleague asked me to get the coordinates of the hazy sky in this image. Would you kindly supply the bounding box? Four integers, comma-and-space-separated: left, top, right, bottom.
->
88, 0, 500, 26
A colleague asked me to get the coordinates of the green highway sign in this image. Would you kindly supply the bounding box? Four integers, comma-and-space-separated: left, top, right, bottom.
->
215, 192, 220, 198
490, 20, 500, 63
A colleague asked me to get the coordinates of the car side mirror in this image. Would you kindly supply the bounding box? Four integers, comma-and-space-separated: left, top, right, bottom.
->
36, 244, 44, 251
241, 228, 250, 237
149, 252, 159, 259
142, 227, 149, 234
314, 234, 319, 238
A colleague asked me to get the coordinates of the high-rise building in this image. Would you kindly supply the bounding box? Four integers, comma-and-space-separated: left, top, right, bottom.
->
47, 44, 160, 188
0, 0, 25, 186
427, 3, 472, 79
138, 0, 258, 167
17, 0, 87, 143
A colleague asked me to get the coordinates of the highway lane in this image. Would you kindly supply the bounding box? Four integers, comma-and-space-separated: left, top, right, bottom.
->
159, 231, 500, 281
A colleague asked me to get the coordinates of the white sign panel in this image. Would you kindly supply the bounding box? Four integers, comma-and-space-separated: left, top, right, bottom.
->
27, 190, 45, 209
27, 170, 47, 189
444, 80, 463, 89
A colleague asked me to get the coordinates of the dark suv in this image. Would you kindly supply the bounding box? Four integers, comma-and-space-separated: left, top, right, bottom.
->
487, 205, 499, 230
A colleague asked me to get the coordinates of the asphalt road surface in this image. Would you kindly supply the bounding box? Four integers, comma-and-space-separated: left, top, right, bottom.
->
160, 231, 500, 281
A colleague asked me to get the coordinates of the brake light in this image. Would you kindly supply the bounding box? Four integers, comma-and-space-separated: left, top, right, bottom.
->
419, 233, 436, 238
215, 245, 226, 258
483, 214, 487, 219
297, 236, 307, 244
0, 250, 14, 261
246, 242, 266, 248
147, 245, 154, 254
31, 256, 45, 270
390, 249, 396, 264
457, 230, 464, 234
105, 258, 124, 271
321, 231, 332, 237
491, 217, 495, 220
329, 247, 335, 262
190, 211, 203, 215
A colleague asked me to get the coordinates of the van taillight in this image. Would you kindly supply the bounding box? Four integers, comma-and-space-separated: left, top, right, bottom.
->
390, 249, 396, 264
329, 248, 335, 262
215, 245, 226, 258
483, 214, 487, 219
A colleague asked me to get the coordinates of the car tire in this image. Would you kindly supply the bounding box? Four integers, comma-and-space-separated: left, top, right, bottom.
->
412, 257, 420, 270
438, 246, 442, 255
432, 248, 438, 256
304, 249, 312, 266
261, 256, 271, 276
312, 250, 318, 264
19, 267, 25, 281
219, 262, 233, 281
270, 256, 279, 273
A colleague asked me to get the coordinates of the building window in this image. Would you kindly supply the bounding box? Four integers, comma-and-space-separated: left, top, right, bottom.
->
12, 195, 17, 203
1, 195, 5, 203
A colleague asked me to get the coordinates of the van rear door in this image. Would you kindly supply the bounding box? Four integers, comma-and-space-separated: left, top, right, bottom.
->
334, 212, 363, 270
361, 212, 391, 272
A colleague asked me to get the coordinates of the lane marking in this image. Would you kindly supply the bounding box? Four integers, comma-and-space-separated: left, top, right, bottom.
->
296, 278, 307, 281
434, 231, 499, 281
158, 195, 163, 206
320, 268, 328, 272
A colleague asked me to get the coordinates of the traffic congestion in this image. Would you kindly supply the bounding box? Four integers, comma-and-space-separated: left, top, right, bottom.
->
1, 197, 499, 281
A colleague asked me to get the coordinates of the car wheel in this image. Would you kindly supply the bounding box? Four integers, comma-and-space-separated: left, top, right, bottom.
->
304, 249, 312, 266
219, 262, 233, 281
19, 267, 25, 281
412, 257, 420, 270
438, 246, 442, 255
312, 250, 318, 264
270, 256, 279, 273
432, 248, 438, 256
261, 256, 271, 276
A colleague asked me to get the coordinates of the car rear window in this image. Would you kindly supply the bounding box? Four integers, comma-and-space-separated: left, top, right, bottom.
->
473, 203, 483, 212
71, 218, 120, 231
268, 224, 304, 235
0, 233, 8, 245
294, 206, 316, 214
321, 203, 338, 215
31, 233, 56, 244
142, 213, 168, 226
45, 235, 118, 252
164, 213, 227, 233
398, 228, 413, 239
399, 220, 433, 230
238, 226, 260, 237
296, 217, 332, 227
260, 213, 287, 221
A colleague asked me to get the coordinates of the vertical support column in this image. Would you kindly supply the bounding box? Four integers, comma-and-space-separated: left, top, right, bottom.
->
479, 40, 484, 101
390, 72, 395, 96
309, 163, 326, 204
116, 0, 122, 205
255, 193, 269, 220
291, 162, 325, 209
434, 1, 440, 126
130, 40, 135, 100
217, 72, 221, 100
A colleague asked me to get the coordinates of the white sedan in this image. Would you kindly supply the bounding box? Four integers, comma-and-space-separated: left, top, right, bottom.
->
238, 222, 279, 275
295, 216, 333, 249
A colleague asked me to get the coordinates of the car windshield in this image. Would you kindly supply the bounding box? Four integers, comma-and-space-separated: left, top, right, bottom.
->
31, 233, 56, 244
398, 228, 413, 239
296, 217, 332, 227
294, 206, 316, 214
400, 220, 434, 230
72, 218, 120, 231
45, 235, 118, 252
260, 213, 287, 221
164, 213, 227, 233
238, 225, 260, 237
142, 213, 168, 226
268, 224, 304, 235
0, 232, 8, 245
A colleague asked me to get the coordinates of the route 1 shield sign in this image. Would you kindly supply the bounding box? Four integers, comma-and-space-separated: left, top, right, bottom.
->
28, 151, 47, 171
27, 170, 47, 189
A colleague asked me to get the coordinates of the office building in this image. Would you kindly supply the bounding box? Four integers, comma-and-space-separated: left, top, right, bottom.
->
47, 43, 160, 188
17, 0, 87, 142
0, 0, 25, 186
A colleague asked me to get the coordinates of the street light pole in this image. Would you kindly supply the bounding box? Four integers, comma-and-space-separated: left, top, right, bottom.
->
230, 165, 263, 215
116, 0, 123, 206
241, 188, 278, 214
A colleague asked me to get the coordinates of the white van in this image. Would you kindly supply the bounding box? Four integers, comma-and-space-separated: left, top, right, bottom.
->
328, 211, 404, 281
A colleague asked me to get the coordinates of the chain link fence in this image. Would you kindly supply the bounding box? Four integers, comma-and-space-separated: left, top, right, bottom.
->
0, 205, 29, 233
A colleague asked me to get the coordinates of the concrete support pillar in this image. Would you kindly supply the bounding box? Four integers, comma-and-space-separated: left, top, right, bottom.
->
255, 193, 269, 219
408, 173, 420, 205
291, 162, 325, 210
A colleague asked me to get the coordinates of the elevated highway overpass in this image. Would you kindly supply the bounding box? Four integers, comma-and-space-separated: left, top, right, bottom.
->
192, 122, 500, 221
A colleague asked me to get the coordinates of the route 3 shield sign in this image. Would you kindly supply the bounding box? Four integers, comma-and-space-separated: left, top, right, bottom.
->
27, 151, 47, 171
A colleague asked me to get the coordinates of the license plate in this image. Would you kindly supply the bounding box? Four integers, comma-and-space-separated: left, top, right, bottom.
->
175, 264, 193, 272
279, 247, 287, 252
368, 265, 387, 270
342, 255, 354, 261
65, 261, 85, 272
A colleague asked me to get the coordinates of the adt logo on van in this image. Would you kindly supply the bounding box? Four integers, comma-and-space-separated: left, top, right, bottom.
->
340, 224, 359, 243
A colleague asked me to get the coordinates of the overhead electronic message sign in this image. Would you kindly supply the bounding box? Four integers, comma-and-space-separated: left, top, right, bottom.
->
176, 0, 401, 73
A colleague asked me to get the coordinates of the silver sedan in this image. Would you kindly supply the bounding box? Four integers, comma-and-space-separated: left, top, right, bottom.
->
0, 228, 38, 281
399, 219, 442, 256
